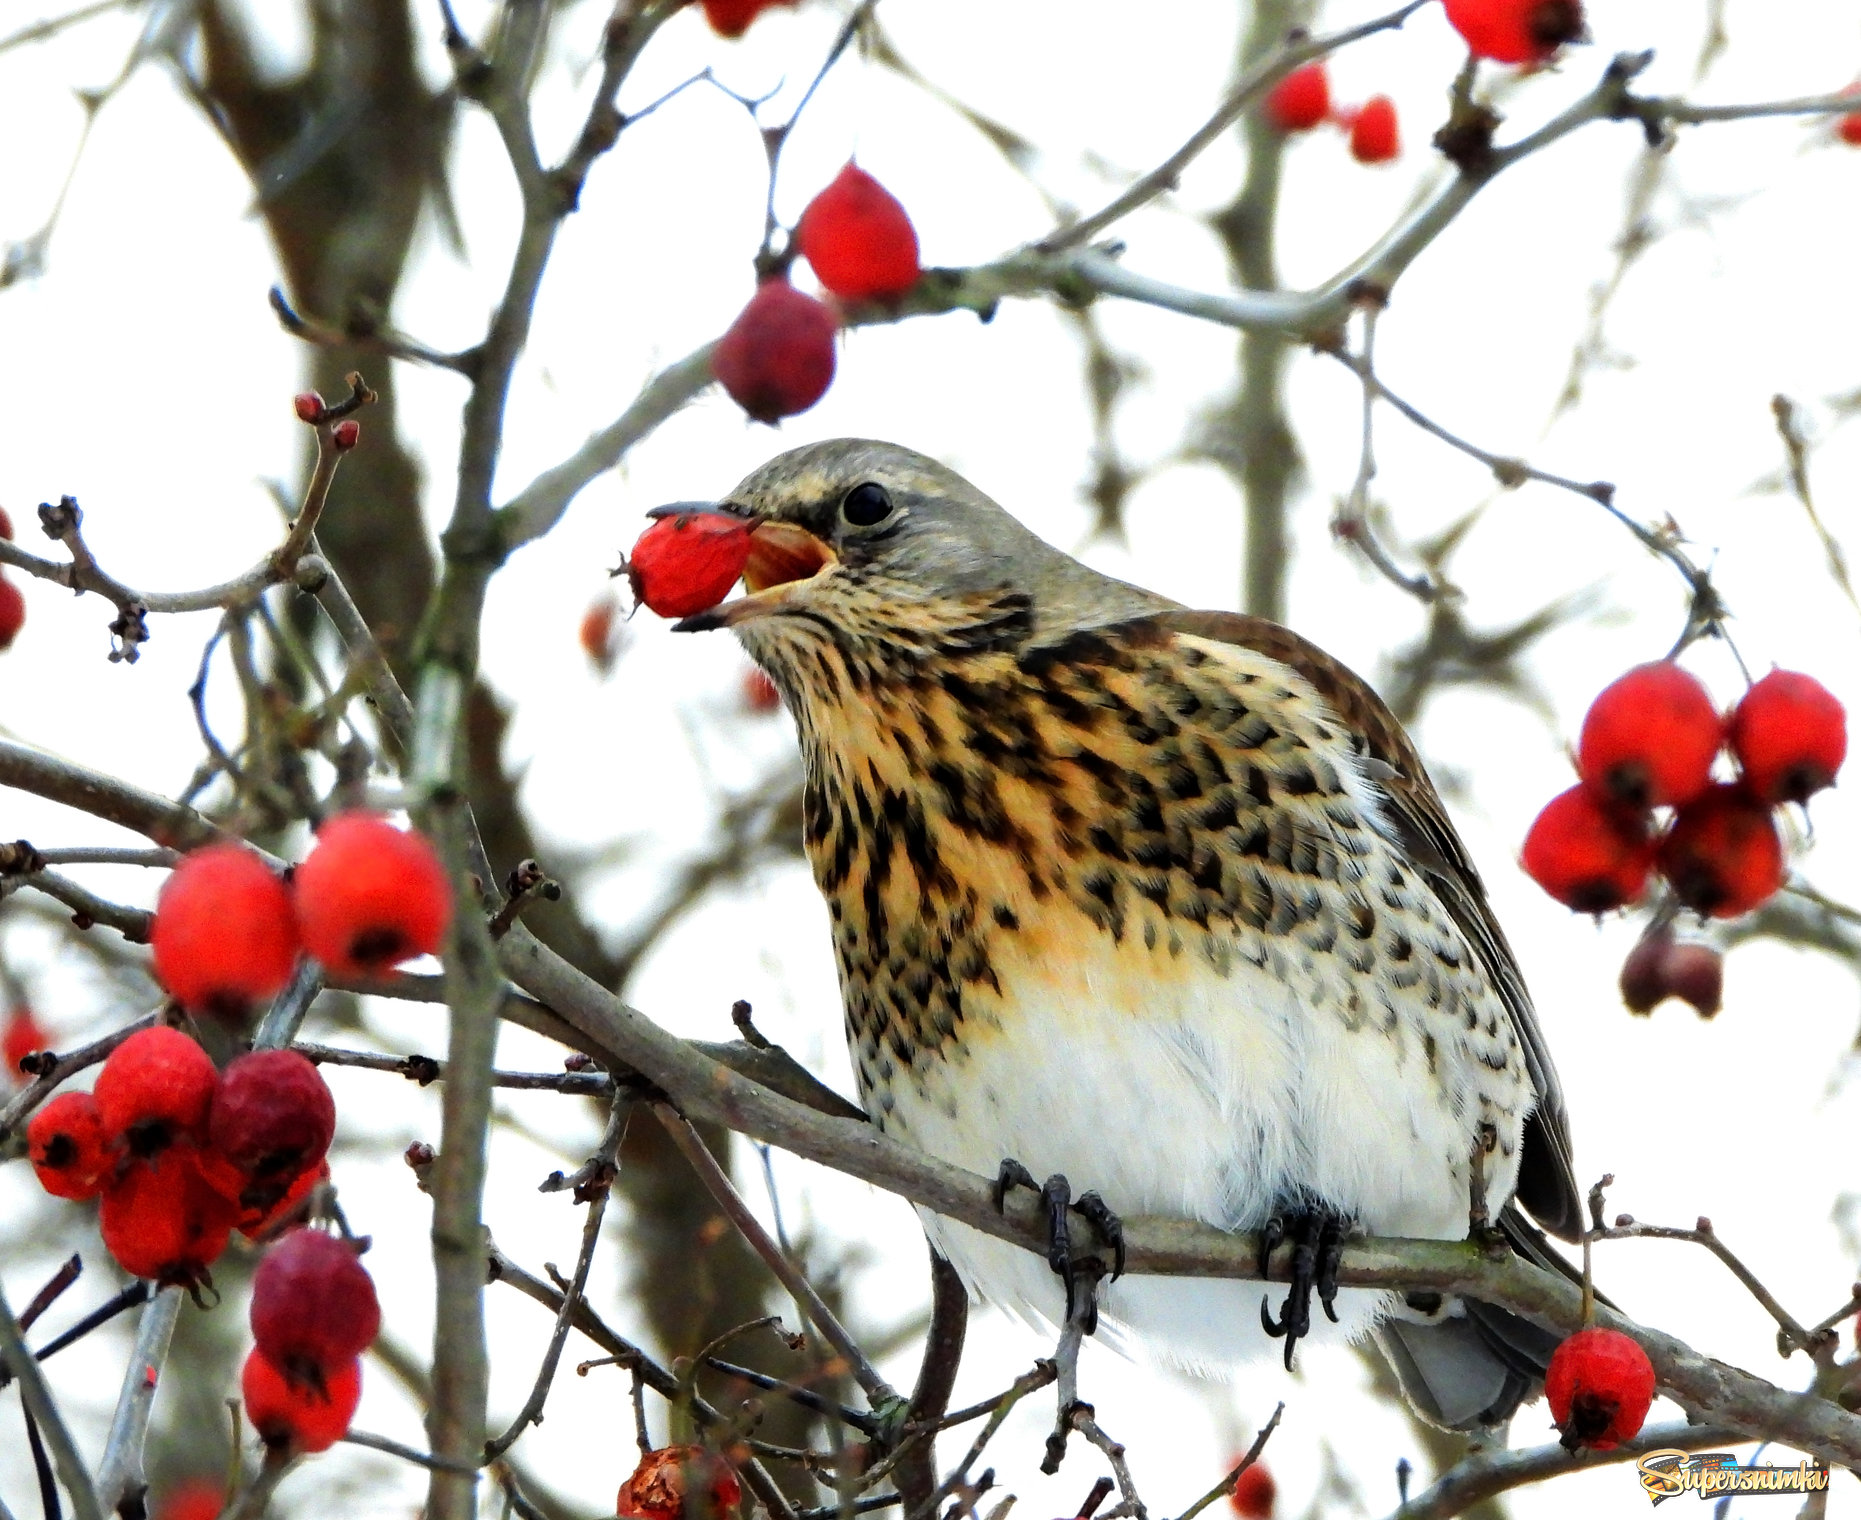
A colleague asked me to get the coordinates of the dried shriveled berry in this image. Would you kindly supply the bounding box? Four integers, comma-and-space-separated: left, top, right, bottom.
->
1578, 662, 1722, 810
293, 812, 452, 977
627, 514, 753, 620
0, 576, 24, 651
251, 1228, 381, 1379
1522, 786, 1652, 912
1228, 1460, 1277, 1518
209, 1049, 336, 1205
1545, 1326, 1654, 1450
1349, 96, 1401, 163
1657, 784, 1784, 919
1728, 669, 1846, 806
242, 1347, 361, 1454
151, 844, 299, 1020
93, 1026, 219, 1157
699, 0, 794, 37
28, 1090, 115, 1200
1443, 0, 1586, 64
712, 278, 837, 424
797, 163, 921, 302
100, 1148, 237, 1285
617, 1445, 743, 1520
1618, 930, 1723, 1018
1264, 63, 1329, 132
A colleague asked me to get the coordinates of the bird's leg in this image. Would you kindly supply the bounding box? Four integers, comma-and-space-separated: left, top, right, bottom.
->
993, 1160, 1123, 1335
1259, 1202, 1354, 1369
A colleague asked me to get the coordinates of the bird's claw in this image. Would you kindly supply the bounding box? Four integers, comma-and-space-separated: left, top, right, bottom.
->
994, 1158, 1125, 1335
1257, 1204, 1352, 1370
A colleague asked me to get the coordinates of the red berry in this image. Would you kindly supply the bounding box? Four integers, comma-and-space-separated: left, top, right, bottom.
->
93, 1026, 219, 1156
27, 1091, 115, 1201
743, 668, 781, 714
242, 1347, 361, 1454
1545, 1326, 1655, 1450
1657, 784, 1784, 918
1577, 662, 1722, 810
1842, 112, 1861, 148
617, 1445, 743, 1520
0, 575, 24, 651
100, 1147, 238, 1285
1521, 785, 1653, 912
1618, 929, 1723, 1017
797, 164, 922, 302
1443, 0, 1586, 64
626, 513, 753, 620
581, 595, 623, 673
331, 418, 361, 450
0, 505, 12, 538
1728, 669, 1846, 806
238, 1157, 330, 1241
1228, 1461, 1276, 1518
152, 1479, 224, 1520
209, 1050, 336, 1207
712, 278, 838, 424
1348, 95, 1400, 163
292, 392, 323, 424
293, 812, 452, 976
1265, 63, 1330, 132
4, 1004, 48, 1080
251, 1228, 381, 1378
699, 0, 794, 38
152, 843, 300, 1019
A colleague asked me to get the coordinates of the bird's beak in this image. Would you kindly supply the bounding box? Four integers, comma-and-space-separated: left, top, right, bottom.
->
668, 517, 837, 632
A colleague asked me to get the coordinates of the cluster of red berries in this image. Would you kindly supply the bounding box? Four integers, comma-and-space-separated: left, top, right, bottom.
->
151, 813, 451, 1021
617, 1444, 743, 1520
1545, 1326, 1656, 1451
0, 506, 25, 652
242, 1226, 379, 1453
1444, 0, 1586, 65
27, 1031, 335, 1285
1264, 63, 1400, 164
714, 163, 921, 424
1227, 1460, 1277, 1518
698, 0, 794, 38
1523, 663, 1846, 919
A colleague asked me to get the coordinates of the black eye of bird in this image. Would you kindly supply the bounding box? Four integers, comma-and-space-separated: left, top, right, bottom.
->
840, 482, 893, 528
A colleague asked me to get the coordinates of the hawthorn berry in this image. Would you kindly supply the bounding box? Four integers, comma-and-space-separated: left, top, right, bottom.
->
617, 1445, 743, 1520
152, 1479, 225, 1520
699, 0, 794, 38
1348, 96, 1401, 164
0, 505, 12, 538
797, 163, 922, 302
712, 278, 837, 424
1578, 661, 1721, 810
27, 1090, 115, 1201
93, 1026, 218, 1156
627, 513, 753, 619
581, 594, 623, 673
1728, 669, 1846, 806
0, 576, 24, 651
239, 1157, 330, 1241
1264, 62, 1329, 133
743, 668, 781, 714
1228, 1460, 1276, 1518
1657, 784, 1784, 919
1545, 1326, 1655, 1451
250, 1227, 381, 1379
1521, 785, 1653, 913
1843, 110, 1861, 148
209, 1049, 336, 1206
242, 1346, 361, 1454
1618, 930, 1723, 1018
293, 812, 452, 976
4, 1004, 48, 1080
1443, 0, 1586, 65
152, 843, 299, 1019
100, 1147, 238, 1285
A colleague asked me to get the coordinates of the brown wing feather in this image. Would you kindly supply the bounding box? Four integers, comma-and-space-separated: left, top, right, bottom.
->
1156, 609, 1584, 1242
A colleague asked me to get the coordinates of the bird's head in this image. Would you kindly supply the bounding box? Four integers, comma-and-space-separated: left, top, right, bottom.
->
664, 438, 1168, 693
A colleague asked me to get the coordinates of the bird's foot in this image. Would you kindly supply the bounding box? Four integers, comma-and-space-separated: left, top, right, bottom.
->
1258, 1202, 1352, 1370
994, 1159, 1125, 1335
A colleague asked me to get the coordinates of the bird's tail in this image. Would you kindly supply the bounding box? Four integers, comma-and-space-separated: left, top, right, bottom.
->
1374, 1206, 1583, 1431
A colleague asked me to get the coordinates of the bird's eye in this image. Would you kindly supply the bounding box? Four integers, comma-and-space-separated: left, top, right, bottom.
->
840, 482, 894, 528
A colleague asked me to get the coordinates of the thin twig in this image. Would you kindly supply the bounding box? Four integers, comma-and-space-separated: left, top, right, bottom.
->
342, 1428, 481, 1474
1170, 1405, 1283, 1520
0, 1011, 157, 1144
94, 1287, 182, 1513
0, 1282, 104, 1520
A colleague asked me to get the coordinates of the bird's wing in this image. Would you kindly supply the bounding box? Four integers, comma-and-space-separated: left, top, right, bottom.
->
1154, 609, 1584, 1242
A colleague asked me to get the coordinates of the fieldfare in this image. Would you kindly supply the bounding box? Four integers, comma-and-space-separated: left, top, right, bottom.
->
670, 438, 1584, 1429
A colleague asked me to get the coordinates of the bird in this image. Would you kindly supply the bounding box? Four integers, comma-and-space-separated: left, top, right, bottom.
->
666, 437, 1584, 1429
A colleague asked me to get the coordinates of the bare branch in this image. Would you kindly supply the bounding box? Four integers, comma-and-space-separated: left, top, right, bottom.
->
0, 1281, 104, 1520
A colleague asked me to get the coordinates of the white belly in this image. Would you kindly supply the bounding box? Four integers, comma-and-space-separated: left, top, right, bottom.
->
869, 929, 1524, 1373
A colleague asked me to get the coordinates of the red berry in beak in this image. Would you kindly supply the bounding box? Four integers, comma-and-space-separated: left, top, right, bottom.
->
626, 513, 753, 619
